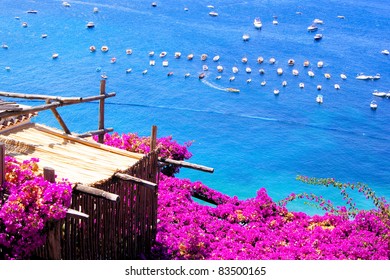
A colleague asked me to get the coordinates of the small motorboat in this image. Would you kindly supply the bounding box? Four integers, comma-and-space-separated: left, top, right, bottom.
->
27, 10, 38, 14
126, 49, 133, 55
246, 78, 252, 83
159, 51, 167, 58
340, 73, 347, 80
337, 15, 345, 19
1, 44, 8, 49
217, 65, 224, 72
241, 57, 248, 63
317, 85, 322, 90
209, 11, 218, 17
162, 60, 169, 67
242, 34, 250, 41
232, 66, 239, 73
307, 24, 318, 32
317, 61, 324, 68
93, 7, 99, 13
229, 76, 235, 82
269, 57, 276, 64
202, 65, 209, 71
334, 84, 340, 90
149, 51, 155, 56
174, 52, 181, 58
149, 60, 155, 66
259, 69, 265, 75
257, 56, 264, 64
292, 69, 299, 76
314, 34, 323, 41
227, 88, 240, 93
299, 82, 305, 88
370, 100, 378, 110
167, 72, 174, 76
246, 67, 252, 73
62, 2, 71, 7
303, 60, 310, 67
213, 55, 220, 62
324, 73, 331, 79
22, 22, 28, 28
356, 73, 370, 80
52, 53, 59, 59
41, 34, 48, 38
282, 80, 287, 87
254, 17, 262, 29
142, 70, 148, 75
313, 19, 324, 24
261, 80, 266, 86
151, 2, 157, 7
126, 68, 132, 73
372, 73, 381, 80
101, 73, 108, 79
288, 59, 295, 66
199, 73, 205, 79
273, 89, 280, 95
272, 19, 279, 25
308, 70, 315, 77
372, 90, 387, 97
187, 53, 194, 60
110, 57, 116, 63
381, 49, 389, 55
316, 94, 323, 103
201, 54, 208, 61
101, 45, 109, 52
86, 22, 95, 28
216, 75, 222, 80
185, 73, 190, 78
277, 68, 283, 75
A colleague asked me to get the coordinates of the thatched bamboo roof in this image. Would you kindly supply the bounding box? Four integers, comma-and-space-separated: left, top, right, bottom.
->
0, 122, 144, 185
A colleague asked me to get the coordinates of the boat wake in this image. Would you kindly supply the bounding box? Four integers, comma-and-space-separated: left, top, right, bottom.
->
201, 79, 229, 92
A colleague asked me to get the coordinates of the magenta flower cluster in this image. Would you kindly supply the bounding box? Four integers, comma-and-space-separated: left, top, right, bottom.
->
0, 156, 72, 260
98, 131, 390, 260
151, 175, 390, 260
94, 132, 192, 175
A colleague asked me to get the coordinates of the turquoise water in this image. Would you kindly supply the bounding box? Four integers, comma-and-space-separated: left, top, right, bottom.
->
0, 0, 389, 214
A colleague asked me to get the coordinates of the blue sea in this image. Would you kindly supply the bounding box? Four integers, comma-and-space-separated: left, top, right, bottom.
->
0, 0, 389, 214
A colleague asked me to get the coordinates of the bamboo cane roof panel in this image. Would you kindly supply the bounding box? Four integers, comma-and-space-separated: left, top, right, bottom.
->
0, 122, 145, 186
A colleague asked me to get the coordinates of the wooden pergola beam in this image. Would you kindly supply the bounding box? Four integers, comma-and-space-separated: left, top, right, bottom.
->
158, 157, 214, 173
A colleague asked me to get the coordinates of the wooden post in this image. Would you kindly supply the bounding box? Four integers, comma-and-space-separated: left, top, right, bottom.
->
44, 167, 62, 260
0, 143, 5, 202
98, 80, 106, 144
46, 100, 71, 134
150, 125, 157, 151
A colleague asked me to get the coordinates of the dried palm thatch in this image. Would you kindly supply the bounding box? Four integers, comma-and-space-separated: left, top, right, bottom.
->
0, 122, 145, 186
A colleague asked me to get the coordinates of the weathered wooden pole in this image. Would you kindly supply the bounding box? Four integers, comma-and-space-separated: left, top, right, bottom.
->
0, 143, 5, 203
150, 125, 157, 151
98, 79, 106, 144
43, 167, 62, 260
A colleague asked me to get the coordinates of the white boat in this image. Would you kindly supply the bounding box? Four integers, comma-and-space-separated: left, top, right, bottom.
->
52, 53, 59, 59
372, 90, 387, 97
229, 76, 235, 82
242, 34, 250, 41
149, 51, 155, 56
288, 59, 295, 66
241, 57, 248, 63
126, 68, 132, 73
62, 2, 71, 7
317, 85, 322, 90
151, 2, 157, 7
185, 73, 190, 78
313, 19, 324, 24
187, 53, 194, 60
201, 54, 208, 61
174, 52, 181, 58
245, 67, 252, 73
282, 80, 287, 87
149, 60, 155, 66
227, 88, 240, 93
27, 10, 38, 14
202, 65, 209, 71
272, 19, 279, 25
159, 51, 167, 58
308, 70, 315, 77
269, 57, 276, 64
299, 82, 305, 88
41, 34, 48, 38
142, 70, 148, 75
261, 81, 266, 86
22, 22, 28, 28
273, 89, 280, 95
162, 60, 169, 67
337, 15, 345, 19
277, 68, 283, 75
334, 84, 340, 90
314, 34, 323, 41
316, 95, 323, 103
292, 69, 299, 76
213, 55, 220, 62
324, 73, 331, 79
340, 73, 347, 80
317, 61, 324, 68
209, 11, 218, 17
217, 65, 224, 72
232, 66, 239, 73
370, 100, 378, 110
356, 73, 371, 80
86, 22, 95, 28
110, 57, 116, 64
93, 7, 99, 13
216, 75, 222, 80
1, 44, 8, 49
126, 49, 133, 55
246, 78, 252, 83
372, 73, 381, 80
307, 24, 318, 32
254, 17, 262, 29
101, 45, 109, 52
259, 69, 265, 75
257, 56, 264, 64
381, 49, 389, 55
303, 60, 310, 67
